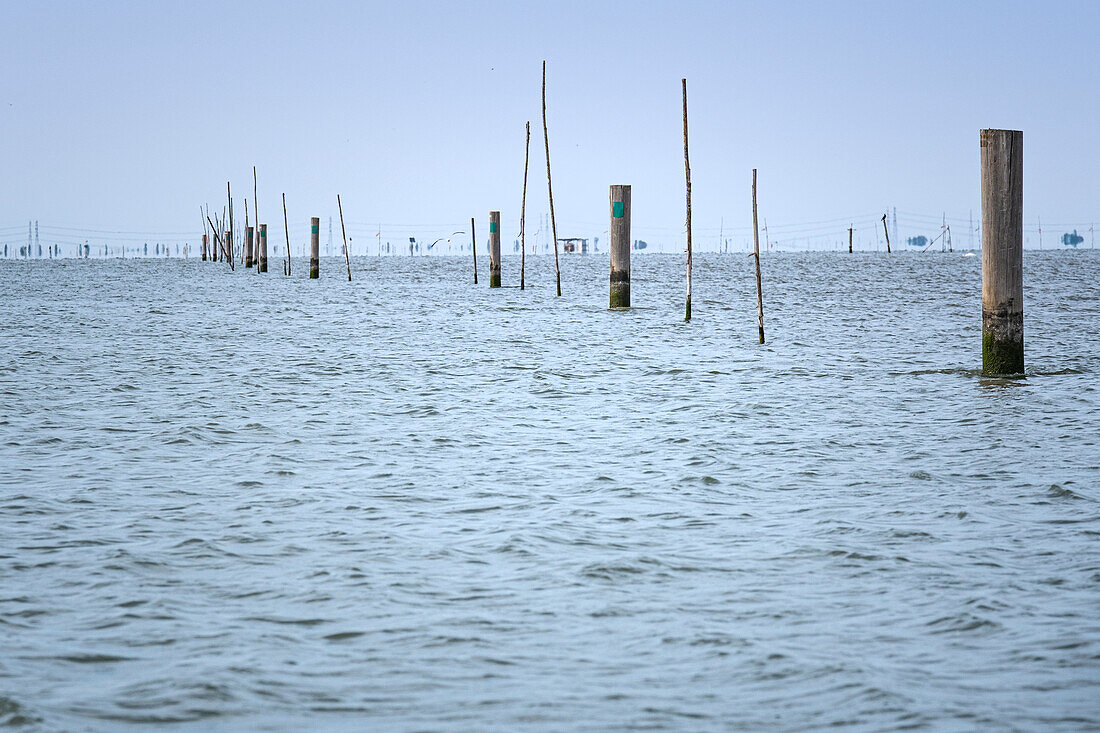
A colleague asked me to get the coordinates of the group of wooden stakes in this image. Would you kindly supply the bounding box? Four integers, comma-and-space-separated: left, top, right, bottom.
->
196, 65, 1027, 376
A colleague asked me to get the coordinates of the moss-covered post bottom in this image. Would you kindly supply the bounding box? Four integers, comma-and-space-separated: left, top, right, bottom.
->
258, 224, 268, 273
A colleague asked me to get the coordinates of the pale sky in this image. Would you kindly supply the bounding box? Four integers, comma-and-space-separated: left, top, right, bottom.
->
2, 0, 1098, 252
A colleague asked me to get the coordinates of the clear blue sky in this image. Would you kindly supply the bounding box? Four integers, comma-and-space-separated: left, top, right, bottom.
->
2, 0, 1098, 252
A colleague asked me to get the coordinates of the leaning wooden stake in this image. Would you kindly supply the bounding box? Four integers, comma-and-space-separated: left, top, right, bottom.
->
489, 211, 502, 288
521, 121, 530, 290
542, 60, 562, 296
752, 168, 765, 344
470, 216, 478, 284
309, 216, 320, 279
980, 128, 1024, 374
337, 194, 351, 281
682, 78, 692, 321
882, 214, 891, 253
282, 193, 291, 276
610, 184, 631, 308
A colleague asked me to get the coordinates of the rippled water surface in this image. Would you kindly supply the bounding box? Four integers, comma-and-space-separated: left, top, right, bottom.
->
2, 251, 1099, 731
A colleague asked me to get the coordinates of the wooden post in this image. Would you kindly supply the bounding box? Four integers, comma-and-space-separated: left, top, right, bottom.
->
309, 216, 320, 278
253, 166, 259, 246
521, 121, 530, 290
282, 193, 291, 276
848, 226, 853, 254
543, 60, 561, 296
682, 78, 692, 321
752, 169, 765, 344
227, 182, 234, 268
610, 185, 631, 308
245, 225, 255, 268
201, 233, 208, 261
489, 211, 501, 288
980, 128, 1024, 374
258, 224, 268, 273
337, 195, 351, 281
471, 216, 478, 284
882, 214, 891, 253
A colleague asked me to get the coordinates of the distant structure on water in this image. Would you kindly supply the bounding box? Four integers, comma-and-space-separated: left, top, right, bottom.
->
907, 235, 928, 248
1062, 230, 1084, 247
561, 237, 589, 254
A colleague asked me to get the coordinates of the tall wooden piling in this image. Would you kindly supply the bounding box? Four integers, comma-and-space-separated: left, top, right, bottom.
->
310, 216, 320, 279
610, 185, 631, 308
337, 195, 351, 281
752, 169, 765, 344
258, 224, 268, 273
471, 216, 478, 284
245, 225, 255, 268
489, 211, 502, 288
848, 226, 853, 254
202, 233, 208, 261
542, 60, 562, 296
282, 193, 291, 276
980, 128, 1024, 374
682, 78, 692, 322
521, 121, 530, 290
882, 214, 891, 253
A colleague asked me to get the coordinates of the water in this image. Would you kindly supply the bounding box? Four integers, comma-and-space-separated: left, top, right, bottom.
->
1, 251, 1098, 731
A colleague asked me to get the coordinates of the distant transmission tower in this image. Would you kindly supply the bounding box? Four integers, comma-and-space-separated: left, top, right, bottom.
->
969, 210, 974, 250
35, 221, 39, 257
328, 217, 333, 256
27, 221, 32, 258
892, 207, 898, 247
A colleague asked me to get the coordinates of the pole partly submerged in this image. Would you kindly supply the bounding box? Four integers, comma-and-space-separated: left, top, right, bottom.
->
489, 211, 502, 288
752, 168, 764, 344
883, 213, 891, 253
682, 78, 692, 322
282, 193, 291, 276
337, 194, 351, 281
610, 184, 631, 308
543, 60, 562, 296
980, 128, 1024, 375
521, 121, 530, 290
309, 216, 320, 279
258, 223, 268, 273
471, 216, 478, 284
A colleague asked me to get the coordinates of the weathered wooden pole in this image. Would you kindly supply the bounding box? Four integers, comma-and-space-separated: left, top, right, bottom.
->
489, 211, 502, 288
980, 128, 1024, 374
309, 216, 320, 279
752, 168, 765, 344
848, 226, 853, 254
258, 224, 268, 273
245, 225, 255, 268
682, 78, 692, 322
542, 60, 562, 296
609, 185, 631, 308
201, 233, 208, 261
470, 216, 478, 284
282, 193, 291, 276
227, 182, 234, 268
882, 214, 891, 253
521, 121, 530, 290
337, 195, 351, 281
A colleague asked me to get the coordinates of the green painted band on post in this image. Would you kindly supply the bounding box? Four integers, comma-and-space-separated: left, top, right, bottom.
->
613, 201, 624, 218
490, 222, 498, 233
312, 225, 318, 234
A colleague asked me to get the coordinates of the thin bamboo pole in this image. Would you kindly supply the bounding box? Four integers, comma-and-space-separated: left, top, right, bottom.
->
682, 78, 692, 322
227, 182, 234, 268
882, 213, 891, 253
752, 169, 764, 344
471, 216, 478, 284
521, 121, 530, 290
543, 60, 561, 296
282, 193, 291, 276
338, 194, 351, 281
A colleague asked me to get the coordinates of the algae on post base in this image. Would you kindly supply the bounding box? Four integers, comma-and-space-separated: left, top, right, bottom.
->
489, 273, 501, 288
982, 309, 1024, 375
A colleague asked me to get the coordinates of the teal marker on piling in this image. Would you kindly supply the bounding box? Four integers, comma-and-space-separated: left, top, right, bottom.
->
609, 185, 631, 308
